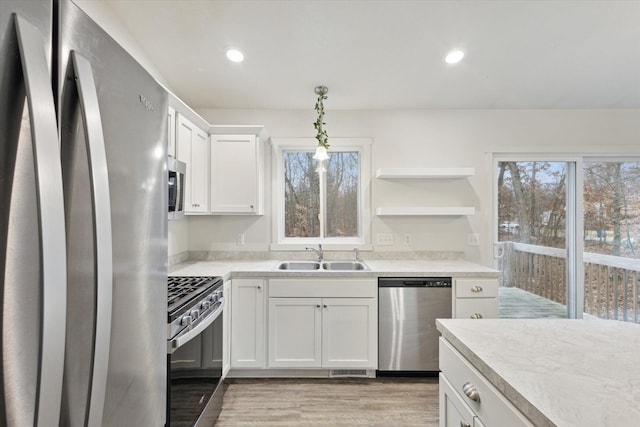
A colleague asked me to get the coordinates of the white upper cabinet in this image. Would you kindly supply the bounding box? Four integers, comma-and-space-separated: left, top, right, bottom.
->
210, 126, 264, 215
176, 113, 209, 214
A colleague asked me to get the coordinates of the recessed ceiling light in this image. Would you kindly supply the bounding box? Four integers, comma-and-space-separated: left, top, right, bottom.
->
226, 48, 244, 63
445, 49, 464, 64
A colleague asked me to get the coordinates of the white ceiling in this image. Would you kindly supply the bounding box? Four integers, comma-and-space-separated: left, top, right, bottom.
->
104, 0, 640, 110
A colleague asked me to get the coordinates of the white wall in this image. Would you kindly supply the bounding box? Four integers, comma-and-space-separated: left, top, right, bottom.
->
73, 0, 171, 89
185, 108, 640, 265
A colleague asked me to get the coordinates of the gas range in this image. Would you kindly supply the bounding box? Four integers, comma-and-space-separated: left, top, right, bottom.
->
167, 276, 223, 341
167, 275, 225, 426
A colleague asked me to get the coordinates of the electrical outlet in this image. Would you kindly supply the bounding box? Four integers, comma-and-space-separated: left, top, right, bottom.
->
467, 233, 480, 246
236, 233, 245, 245
376, 233, 393, 245
403, 233, 412, 245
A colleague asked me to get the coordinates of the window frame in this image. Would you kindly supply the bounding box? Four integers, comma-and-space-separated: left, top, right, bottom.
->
270, 137, 372, 250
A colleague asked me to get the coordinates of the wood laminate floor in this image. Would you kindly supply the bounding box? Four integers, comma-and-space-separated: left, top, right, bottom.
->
216, 377, 439, 426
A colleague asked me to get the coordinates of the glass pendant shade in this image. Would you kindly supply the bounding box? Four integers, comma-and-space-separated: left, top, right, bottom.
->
313, 145, 329, 161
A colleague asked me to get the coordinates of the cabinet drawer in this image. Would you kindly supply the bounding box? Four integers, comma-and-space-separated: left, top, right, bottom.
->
439, 338, 534, 427
455, 279, 498, 298
455, 298, 498, 319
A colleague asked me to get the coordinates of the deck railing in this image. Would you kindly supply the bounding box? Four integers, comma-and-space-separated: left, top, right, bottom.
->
500, 242, 640, 323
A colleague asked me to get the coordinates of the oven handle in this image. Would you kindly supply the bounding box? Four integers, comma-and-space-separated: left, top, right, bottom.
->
168, 298, 224, 353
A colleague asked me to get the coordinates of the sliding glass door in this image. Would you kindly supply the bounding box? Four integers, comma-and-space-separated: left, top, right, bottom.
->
496, 160, 572, 319
496, 156, 640, 323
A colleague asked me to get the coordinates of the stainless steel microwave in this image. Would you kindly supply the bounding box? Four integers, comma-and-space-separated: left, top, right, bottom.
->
168, 157, 186, 220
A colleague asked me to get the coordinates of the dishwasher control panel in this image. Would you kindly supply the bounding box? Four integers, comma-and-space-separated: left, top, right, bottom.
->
378, 277, 452, 288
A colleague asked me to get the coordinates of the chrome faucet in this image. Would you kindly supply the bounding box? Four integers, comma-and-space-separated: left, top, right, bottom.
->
305, 244, 323, 262
354, 248, 361, 261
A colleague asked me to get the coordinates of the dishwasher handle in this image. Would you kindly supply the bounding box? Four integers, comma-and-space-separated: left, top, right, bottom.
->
378, 278, 452, 288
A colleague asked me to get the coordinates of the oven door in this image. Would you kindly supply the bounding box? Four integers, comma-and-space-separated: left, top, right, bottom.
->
167, 301, 224, 426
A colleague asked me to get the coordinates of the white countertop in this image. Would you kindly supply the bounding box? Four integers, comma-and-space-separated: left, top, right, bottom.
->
436, 318, 640, 427
169, 259, 500, 281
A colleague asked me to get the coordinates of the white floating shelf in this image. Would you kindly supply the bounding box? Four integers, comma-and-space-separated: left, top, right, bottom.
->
375, 168, 475, 179
376, 207, 475, 216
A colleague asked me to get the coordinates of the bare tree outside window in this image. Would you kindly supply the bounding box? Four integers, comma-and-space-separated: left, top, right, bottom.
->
326, 152, 359, 237
283, 150, 360, 239
584, 162, 640, 258
498, 161, 567, 248
284, 152, 320, 237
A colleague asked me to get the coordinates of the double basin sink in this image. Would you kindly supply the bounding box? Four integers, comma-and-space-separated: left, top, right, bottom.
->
276, 260, 369, 271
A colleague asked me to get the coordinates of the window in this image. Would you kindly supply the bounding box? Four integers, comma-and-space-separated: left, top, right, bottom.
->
494, 155, 640, 323
272, 138, 371, 248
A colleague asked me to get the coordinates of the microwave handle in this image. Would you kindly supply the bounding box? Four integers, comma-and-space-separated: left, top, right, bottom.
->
177, 168, 184, 214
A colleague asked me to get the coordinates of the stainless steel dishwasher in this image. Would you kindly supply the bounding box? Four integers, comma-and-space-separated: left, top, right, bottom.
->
378, 277, 452, 374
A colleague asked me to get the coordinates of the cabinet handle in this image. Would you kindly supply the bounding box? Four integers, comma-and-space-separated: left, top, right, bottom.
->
462, 382, 481, 402
323, 304, 327, 308
471, 285, 483, 293
460, 422, 471, 427
250, 204, 254, 209
257, 285, 262, 290
470, 313, 483, 319
316, 304, 321, 308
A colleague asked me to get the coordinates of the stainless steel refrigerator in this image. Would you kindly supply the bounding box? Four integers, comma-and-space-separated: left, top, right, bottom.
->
1, 0, 168, 425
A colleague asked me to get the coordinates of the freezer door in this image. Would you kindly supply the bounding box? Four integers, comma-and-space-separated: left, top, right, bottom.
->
58, 1, 168, 426
0, 2, 67, 426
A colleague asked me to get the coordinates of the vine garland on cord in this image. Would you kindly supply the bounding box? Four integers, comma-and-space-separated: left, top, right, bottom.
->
313, 86, 329, 150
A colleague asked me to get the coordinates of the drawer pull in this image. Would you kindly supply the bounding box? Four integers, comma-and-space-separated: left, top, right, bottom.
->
462, 382, 481, 402
460, 422, 471, 427
470, 313, 483, 319
471, 285, 484, 293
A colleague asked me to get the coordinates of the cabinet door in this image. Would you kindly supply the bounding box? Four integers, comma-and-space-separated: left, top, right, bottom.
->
222, 280, 231, 377
230, 279, 265, 368
268, 298, 322, 368
439, 374, 475, 427
210, 134, 260, 214
167, 106, 176, 157
189, 128, 209, 213
177, 114, 209, 213
322, 298, 377, 368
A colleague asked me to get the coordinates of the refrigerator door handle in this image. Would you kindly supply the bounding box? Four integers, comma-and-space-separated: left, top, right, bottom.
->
13, 15, 67, 427
70, 50, 114, 427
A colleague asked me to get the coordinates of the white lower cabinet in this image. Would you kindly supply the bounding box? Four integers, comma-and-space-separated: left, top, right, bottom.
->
230, 278, 265, 368
268, 298, 322, 368
453, 278, 499, 319
322, 298, 376, 368
439, 338, 533, 427
268, 279, 377, 370
440, 374, 475, 427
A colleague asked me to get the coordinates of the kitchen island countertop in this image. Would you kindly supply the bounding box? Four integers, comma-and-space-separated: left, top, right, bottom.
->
169, 259, 500, 281
436, 318, 640, 427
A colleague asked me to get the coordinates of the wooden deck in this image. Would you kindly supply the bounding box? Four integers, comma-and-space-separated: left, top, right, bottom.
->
499, 286, 568, 318
499, 286, 602, 319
